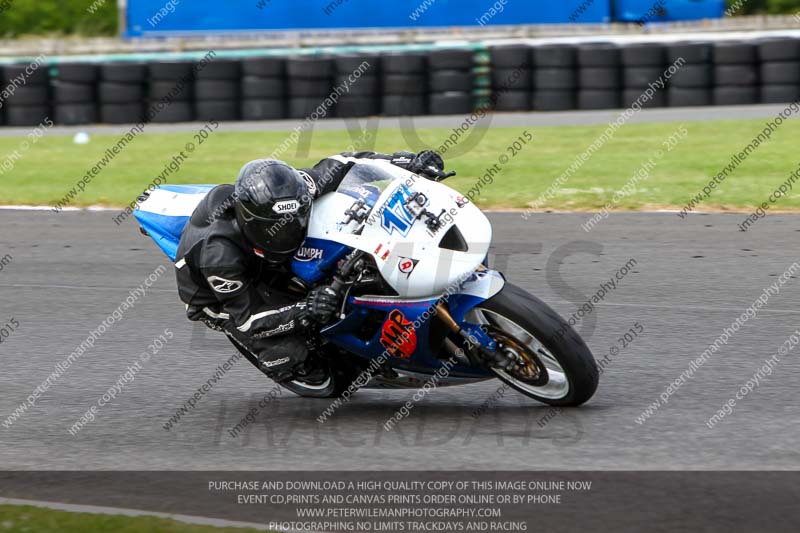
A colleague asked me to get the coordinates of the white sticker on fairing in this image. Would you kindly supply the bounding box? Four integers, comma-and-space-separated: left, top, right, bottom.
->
294, 246, 324, 262
273, 200, 300, 214
207, 275, 244, 294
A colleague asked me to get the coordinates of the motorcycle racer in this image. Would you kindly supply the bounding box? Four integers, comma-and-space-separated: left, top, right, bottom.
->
174, 150, 449, 383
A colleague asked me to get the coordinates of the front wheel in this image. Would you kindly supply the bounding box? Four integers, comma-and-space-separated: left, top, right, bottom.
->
465, 283, 599, 406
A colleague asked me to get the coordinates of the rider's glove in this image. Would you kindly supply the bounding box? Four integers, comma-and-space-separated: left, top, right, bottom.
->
403, 150, 457, 181
408, 150, 445, 179
301, 285, 340, 326
390, 150, 456, 181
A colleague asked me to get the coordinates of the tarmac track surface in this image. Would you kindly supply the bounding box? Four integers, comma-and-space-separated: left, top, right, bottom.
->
0, 210, 799, 471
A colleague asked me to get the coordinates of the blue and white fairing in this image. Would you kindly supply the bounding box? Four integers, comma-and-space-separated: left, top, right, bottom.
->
286, 158, 506, 379
293, 158, 495, 298
134, 160, 505, 383
133, 184, 214, 262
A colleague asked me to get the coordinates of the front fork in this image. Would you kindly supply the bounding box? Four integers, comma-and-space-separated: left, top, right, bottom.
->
435, 303, 517, 369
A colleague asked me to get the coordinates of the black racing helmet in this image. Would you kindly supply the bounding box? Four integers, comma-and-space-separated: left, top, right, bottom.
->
233, 159, 312, 263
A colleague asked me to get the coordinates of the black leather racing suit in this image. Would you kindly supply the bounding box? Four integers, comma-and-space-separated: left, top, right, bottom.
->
174, 152, 415, 381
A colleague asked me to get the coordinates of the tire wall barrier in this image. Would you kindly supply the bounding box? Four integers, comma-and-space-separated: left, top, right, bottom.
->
1, 37, 798, 126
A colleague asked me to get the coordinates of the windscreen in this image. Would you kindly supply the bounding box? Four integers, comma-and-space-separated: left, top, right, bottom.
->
336, 163, 400, 210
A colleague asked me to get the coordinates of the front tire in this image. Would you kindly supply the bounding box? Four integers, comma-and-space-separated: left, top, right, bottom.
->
467, 283, 599, 406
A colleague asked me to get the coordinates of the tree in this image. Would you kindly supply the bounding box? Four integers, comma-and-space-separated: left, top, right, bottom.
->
0, 0, 117, 37
730, 0, 800, 15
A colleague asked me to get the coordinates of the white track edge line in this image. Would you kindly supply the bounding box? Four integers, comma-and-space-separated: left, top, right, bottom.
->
0, 496, 315, 533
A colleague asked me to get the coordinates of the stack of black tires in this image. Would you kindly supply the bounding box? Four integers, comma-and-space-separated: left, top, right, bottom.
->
195, 59, 241, 121
335, 54, 380, 117
533, 45, 578, 111
577, 43, 621, 110
148, 61, 194, 123
287, 56, 333, 119
381, 52, 427, 116
490, 44, 532, 112
241, 56, 286, 121
713, 41, 759, 105
1, 63, 50, 126
758, 37, 800, 104
51, 63, 98, 125
621, 43, 667, 108
99, 63, 146, 124
6, 38, 800, 127
666, 42, 713, 107
427, 48, 474, 115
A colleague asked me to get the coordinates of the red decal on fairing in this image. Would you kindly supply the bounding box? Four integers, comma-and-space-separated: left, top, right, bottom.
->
397, 257, 419, 277
379, 310, 417, 359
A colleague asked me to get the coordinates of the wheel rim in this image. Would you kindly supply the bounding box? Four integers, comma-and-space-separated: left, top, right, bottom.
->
466, 308, 571, 400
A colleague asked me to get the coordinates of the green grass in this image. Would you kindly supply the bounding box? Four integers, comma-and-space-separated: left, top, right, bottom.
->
2, 116, 799, 211
0, 504, 264, 532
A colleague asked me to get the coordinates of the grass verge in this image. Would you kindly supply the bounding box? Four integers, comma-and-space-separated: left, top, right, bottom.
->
0, 504, 264, 532
1, 116, 798, 211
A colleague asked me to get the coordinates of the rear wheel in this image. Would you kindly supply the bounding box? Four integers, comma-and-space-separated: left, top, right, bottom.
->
466, 283, 598, 406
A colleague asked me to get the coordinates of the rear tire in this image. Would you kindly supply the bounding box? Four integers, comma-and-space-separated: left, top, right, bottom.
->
469, 283, 598, 406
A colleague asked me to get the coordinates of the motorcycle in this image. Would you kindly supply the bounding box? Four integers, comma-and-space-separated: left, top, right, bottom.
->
134, 159, 598, 406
